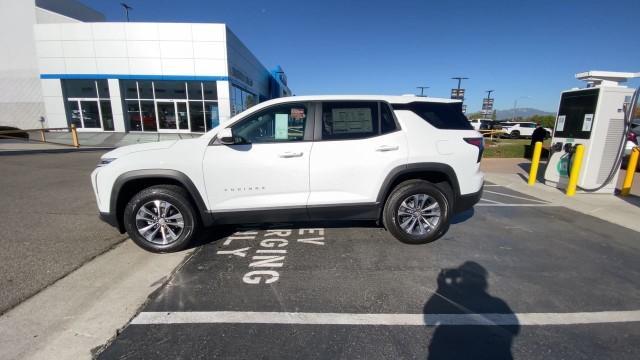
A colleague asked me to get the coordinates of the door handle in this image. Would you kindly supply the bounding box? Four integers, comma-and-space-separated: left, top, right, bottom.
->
278, 151, 303, 158
376, 145, 399, 152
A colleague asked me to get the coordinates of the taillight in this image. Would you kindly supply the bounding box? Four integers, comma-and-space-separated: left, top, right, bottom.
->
628, 132, 638, 145
464, 137, 484, 162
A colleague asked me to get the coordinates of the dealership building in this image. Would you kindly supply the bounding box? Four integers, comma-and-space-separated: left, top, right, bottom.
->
1, 0, 291, 134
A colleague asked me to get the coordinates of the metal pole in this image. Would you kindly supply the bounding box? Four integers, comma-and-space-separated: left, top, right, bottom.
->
528, 141, 543, 185
566, 144, 585, 196
417, 86, 429, 97
621, 147, 639, 196
121, 3, 132, 22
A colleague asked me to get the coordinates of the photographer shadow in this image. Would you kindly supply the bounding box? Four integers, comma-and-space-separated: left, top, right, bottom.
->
424, 262, 519, 360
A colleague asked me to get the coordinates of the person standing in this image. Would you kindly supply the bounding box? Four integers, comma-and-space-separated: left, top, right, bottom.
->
531, 123, 547, 147
528, 123, 547, 158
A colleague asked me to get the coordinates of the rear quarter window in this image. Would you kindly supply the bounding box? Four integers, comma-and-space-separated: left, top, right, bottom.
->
392, 102, 473, 130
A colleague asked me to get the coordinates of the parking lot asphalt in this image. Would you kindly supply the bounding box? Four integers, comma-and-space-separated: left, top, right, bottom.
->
0, 151, 124, 314
98, 184, 640, 359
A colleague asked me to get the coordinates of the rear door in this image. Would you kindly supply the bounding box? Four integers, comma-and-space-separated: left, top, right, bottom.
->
307, 101, 408, 218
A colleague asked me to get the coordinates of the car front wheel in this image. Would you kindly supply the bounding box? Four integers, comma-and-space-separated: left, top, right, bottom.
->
510, 130, 520, 139
123, 185, 199, 253
383, 180, 450, 244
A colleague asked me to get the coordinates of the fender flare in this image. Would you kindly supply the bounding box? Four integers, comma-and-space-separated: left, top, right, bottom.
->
110, 169, 213, 229
376, 162, 461, 204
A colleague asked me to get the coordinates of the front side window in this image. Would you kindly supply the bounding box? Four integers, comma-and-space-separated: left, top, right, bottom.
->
232, 103, 308, 143
321, 101, 379, 140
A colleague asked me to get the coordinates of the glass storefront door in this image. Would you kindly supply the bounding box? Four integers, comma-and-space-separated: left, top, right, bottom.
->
121, 80, 219, 133
156, 101, 190, 132
66, 99, 107, 129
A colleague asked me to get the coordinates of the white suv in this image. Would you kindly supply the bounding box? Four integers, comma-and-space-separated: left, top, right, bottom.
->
501, 121, 552, 139
92, 96, 484, 252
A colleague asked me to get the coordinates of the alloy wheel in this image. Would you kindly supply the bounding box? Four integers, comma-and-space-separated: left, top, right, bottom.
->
397, 193, 441, 235
135, 200, 185, 245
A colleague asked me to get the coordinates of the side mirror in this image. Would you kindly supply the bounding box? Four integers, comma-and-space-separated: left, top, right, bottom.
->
218, 128, 235, 145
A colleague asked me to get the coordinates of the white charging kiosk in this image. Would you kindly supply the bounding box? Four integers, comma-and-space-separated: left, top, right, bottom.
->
544, 71, 639, 194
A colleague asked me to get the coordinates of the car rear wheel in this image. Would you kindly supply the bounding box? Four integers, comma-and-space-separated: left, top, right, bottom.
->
123, 185, 199, 253
383, 180, 450, 244
510, 130, 520, 139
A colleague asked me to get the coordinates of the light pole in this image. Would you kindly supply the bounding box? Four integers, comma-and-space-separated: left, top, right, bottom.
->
121, 3, 132, 22
484, 90, 494, 119
416, 86, 429, 97
512, 96, 531, 121
451, 77, 468, 99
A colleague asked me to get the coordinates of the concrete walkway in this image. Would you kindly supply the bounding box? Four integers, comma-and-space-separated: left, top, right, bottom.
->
481, 158, 640, 232
0, 241, 191, 360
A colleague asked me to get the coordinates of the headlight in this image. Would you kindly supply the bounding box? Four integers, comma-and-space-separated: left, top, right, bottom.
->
97, 158, 116, 167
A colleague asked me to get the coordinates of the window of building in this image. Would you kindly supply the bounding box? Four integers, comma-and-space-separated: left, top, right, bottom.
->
121, 80, 219, 132
231, 85, 258, 116
232, 103, 307, 143
62, 79, 114, 131
321, 101, 380, 140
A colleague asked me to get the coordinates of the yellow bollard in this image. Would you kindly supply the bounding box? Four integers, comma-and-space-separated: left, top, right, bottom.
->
566, 144, 585, 197
71, 124, 80, 148
39, 128, 46, 142
528, 141, 543, 186
621, 147, 639, 196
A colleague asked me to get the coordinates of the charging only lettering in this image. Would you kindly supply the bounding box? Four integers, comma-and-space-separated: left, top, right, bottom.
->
216, 228, 325, 285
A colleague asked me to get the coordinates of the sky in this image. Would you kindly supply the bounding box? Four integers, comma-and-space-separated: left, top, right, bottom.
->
82, 0, 640, 113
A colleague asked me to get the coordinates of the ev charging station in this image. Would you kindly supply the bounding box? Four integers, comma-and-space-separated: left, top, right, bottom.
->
544, 71, 640, 194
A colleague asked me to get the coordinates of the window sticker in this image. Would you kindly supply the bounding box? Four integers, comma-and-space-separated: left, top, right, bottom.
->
331, 108, 373, 133
275, 113, 289, 140
556, 115, 566, 131
291, 108, 305, 120
582, 113, 594, 132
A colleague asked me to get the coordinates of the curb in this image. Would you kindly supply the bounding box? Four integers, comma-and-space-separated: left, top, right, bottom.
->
0, 147, 114, 156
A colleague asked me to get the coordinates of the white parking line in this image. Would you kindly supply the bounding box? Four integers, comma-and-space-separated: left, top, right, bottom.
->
479, 198, 504, 204
476, 203, 556, 207
131, 310, 640, 326
482, 190, 549, 204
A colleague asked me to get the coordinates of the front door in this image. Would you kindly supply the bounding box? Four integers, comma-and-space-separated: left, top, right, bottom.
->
202, 102, 314, 220
157, 101, 190, 132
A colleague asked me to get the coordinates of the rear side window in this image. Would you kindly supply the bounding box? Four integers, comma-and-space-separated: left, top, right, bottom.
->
380, 102, 398, 134
321, 101, 379, 140
392, 102, 473, 130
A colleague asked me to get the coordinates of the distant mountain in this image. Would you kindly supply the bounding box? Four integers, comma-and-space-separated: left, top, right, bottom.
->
495, 108, 554, 120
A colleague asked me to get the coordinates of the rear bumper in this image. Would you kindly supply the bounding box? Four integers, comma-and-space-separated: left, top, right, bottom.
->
454, 187, 483, 213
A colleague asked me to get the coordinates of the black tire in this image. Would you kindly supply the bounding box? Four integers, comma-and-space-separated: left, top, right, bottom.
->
510, 130, 520, 139
382, 180, 450, 244
123, 185, 199, 253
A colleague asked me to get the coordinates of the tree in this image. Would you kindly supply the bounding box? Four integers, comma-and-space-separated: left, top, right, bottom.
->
528, 115, 556, 128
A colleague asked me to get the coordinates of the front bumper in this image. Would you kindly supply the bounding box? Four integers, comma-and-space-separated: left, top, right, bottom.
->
99, 211, 120, 229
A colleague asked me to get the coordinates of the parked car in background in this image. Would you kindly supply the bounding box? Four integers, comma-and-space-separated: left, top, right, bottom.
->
469, 119, 492, 130
500, 121, 552, 139
0, 126, 29, 140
